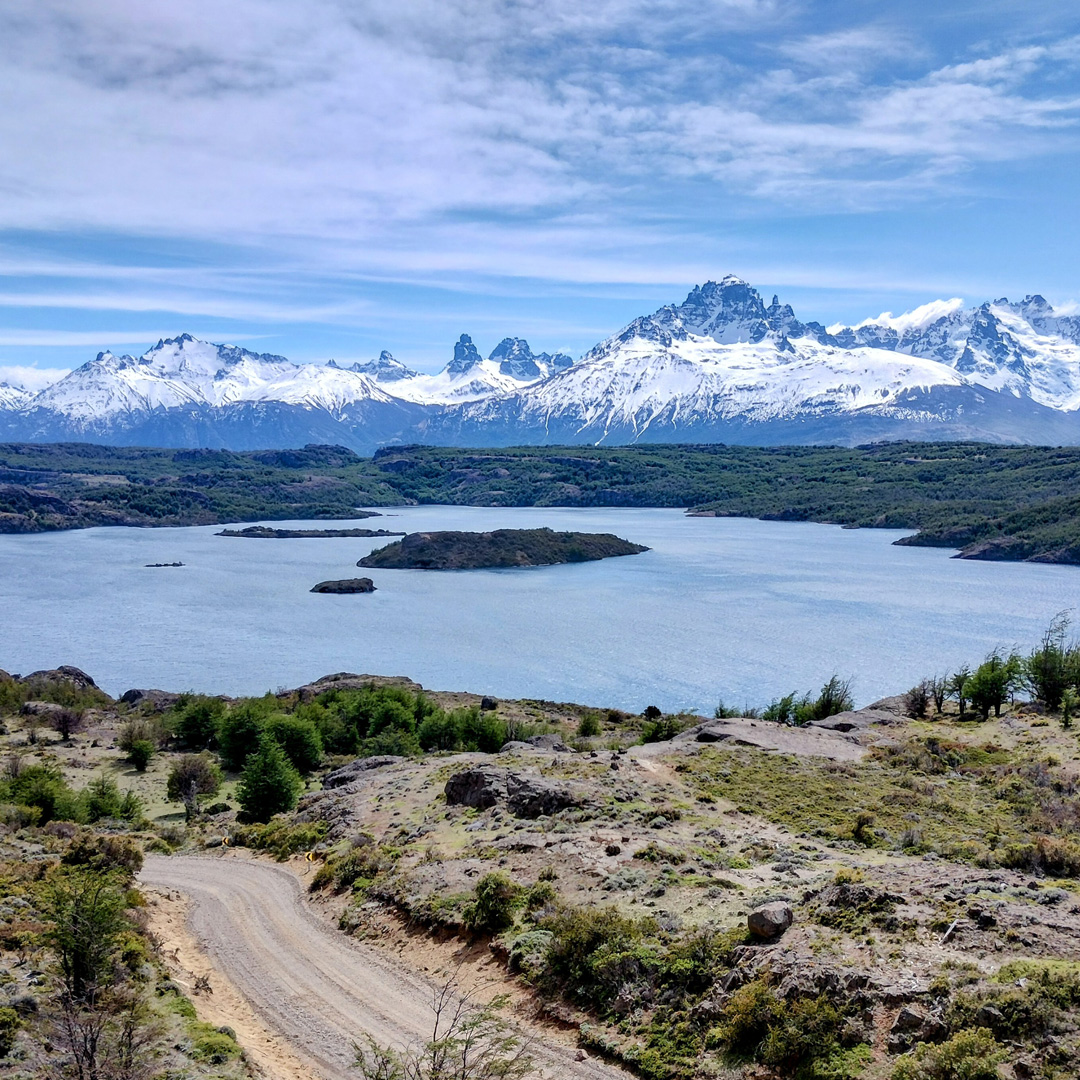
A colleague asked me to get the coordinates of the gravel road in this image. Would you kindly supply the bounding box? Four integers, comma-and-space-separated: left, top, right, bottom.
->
140, 855, 630, 1080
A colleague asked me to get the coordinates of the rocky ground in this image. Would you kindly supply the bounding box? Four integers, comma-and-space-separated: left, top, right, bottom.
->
2, 665, 1080, 1079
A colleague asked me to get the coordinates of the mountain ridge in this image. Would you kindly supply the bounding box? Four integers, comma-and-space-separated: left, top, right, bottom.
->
5, 277, 1080, 451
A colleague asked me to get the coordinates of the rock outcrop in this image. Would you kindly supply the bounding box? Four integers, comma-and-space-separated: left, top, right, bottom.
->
444, 765, 583, 818
310, 577, 376, 593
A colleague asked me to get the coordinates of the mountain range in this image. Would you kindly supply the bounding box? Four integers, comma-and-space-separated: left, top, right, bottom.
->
4, 276, 1080, 452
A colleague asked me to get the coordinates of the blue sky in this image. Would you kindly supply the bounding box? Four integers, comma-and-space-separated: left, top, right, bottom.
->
1, 0, 1079, 384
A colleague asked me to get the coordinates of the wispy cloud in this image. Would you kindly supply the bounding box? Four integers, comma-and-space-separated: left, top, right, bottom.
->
0, 363, 70, 390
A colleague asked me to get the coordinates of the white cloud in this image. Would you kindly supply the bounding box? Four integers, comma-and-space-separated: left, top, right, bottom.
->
0, 363, 71, 390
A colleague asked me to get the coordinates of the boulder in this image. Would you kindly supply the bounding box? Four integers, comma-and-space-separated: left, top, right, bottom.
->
287, 672, 422, 701
445, 766, 509, 809
444, 766, 582, 818
119, 688, 181, 712
525, 734, 571, 752
20, 666, 100, 691
506, 772, 580, 818
748, 901, 794, 939
322, 756, 404, 788
310, 577, 376, 594
19, 701, 67, 719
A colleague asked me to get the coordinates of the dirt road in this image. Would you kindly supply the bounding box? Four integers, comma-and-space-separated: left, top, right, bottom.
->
140, 855, 630, 1080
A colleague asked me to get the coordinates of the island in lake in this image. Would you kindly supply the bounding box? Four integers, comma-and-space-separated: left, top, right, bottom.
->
357, 528, 648, 570
310, 577, 376, 593
218, 525, 404, 539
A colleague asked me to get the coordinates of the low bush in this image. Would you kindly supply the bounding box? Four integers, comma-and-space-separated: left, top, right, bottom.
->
890, 1028, 1005, 1080
464, 872, 522, 933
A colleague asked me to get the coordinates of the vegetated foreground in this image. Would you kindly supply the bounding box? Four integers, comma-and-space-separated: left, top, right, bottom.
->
358, 528, 648, 569
5, 630, 1080, 1079
7, 439, 1080, 562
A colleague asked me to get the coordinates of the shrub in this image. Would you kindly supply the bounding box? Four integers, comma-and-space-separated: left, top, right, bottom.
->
641, 716, 684, 742
642, 705, 662, 720
188, 1022, 241, 1063
173, 695, 226, 749
464, 872, 522, 933
264, 714, 323, 773
963, 653, 1022, 720
890, 1028, 1005, 1080
51, 708, 85, 741
128, 739, 154, 772
4, 764, 81, 824
62, 831, 144, 879
217, 699, 271, 771
577, 713, 602, 737
233, 819, 326, 860
237, 734, 303, 823
418, 710, 463, 751
80, 775, 141, 824
460, 708, 507, 753
0, 1007, 19, 1057
904, 682, 931, 719
167, 754, 222, 822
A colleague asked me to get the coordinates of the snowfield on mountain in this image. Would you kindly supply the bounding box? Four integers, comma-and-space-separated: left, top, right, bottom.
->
4, 276, 1080, 451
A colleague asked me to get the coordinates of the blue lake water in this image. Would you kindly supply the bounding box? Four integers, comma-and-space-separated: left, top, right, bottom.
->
1, 506, 1078, 714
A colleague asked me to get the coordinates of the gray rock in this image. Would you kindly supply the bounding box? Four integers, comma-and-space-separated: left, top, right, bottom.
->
323, 756, 404, 788
445, 766, 509, 809
20, 666, 100, 691
444, 766, 582, 818
310, 577, 376, 594
747, 901, 793, 938
506, 772, 580, 818
891, 1006, 925, 1033
119, 688, 181, 712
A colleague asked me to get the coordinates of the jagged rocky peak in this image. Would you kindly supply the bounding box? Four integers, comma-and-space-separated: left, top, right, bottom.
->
343, 350, 417, 382
447, 334, 483, 376
489, 338, 542, 380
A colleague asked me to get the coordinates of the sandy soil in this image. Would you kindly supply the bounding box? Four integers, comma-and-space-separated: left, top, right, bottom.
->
140, 854, 631, 1080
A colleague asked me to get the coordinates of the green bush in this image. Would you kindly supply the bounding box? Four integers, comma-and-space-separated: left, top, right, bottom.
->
460, 708, 507, 752
217, 698, 274, 771
418, 710, 463, 751
237, 734, 303, 823
890, 1028, 1005, 1080
0, 1007, 19, 1057
188, 1021, 241, 1063
577, 713, 602, 737
128, 739, 154, 772
464, 872, 522, 933
172, 695, 226, 750
264, 714, 323, 773
233, 819, 326, 860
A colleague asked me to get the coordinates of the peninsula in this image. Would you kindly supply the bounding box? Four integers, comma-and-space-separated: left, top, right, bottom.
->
358, 527, 648, 569
218, 525, 404, 539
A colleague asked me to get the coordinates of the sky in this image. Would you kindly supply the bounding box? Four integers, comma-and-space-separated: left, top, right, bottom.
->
1, 0, 1079, 385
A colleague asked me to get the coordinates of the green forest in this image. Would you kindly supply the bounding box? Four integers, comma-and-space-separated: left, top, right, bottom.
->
4, 439, 1080, 562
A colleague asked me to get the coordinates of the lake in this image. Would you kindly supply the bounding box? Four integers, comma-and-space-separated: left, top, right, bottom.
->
1, 506, 1078, 714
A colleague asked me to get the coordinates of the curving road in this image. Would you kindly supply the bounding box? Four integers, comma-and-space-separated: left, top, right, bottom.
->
139, 855, 629, 1080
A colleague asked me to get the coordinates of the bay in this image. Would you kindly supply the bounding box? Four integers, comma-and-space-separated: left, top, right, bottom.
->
1, 506, 1077, 714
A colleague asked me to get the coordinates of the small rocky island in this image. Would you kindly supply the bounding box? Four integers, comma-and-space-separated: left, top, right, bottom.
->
310, 577, 376, 593
219, 526, 403, 539
357, 528, 648, 570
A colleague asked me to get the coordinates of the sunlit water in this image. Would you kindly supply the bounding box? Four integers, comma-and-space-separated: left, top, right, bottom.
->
1, 506, 1078, 714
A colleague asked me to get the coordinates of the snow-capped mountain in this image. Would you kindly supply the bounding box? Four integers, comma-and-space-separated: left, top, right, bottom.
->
0, 384, 32, 410
426, 276, 1080, 447
361, 335, 574, 405
4, 278, 1080, 452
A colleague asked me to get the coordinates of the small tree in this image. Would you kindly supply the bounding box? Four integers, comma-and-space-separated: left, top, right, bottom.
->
52, 708, 85, 742
949, 665, 973, 716
1063, 688, 1078, 730
128, 740, 154, 772
217, 699, 275, 772
929, 673, 949, 714
963, 652, 1021, 720
355, 980, 531, 1080
903, 681, 931, 720
237, 734, 302, 823
1025, 611, 1074, 711
172, 696, 225, 750
642, 705, 662, 721
166, 754, 221, 822
264, 715, 323, 774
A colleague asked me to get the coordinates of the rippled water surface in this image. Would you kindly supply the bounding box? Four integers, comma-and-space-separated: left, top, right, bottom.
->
2, 506, 1078, 713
